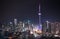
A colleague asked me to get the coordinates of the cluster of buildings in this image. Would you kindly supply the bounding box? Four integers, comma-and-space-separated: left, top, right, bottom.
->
1, 19, 33, 32
43, 21, 60, 35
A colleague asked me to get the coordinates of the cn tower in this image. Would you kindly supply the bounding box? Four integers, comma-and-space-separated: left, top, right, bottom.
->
38, 4, 42, 32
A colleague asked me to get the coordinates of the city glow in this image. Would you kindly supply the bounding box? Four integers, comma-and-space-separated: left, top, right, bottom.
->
54, 35, 59, 37
30, 31, 33, 34
33, 27, 42, 34
56, 30, 59, 34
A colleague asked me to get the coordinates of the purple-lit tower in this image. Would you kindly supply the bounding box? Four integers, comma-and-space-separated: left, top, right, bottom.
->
38, 4, 42, 33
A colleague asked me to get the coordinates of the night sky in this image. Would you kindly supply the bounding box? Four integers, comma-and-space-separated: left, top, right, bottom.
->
0, 0, 60, 24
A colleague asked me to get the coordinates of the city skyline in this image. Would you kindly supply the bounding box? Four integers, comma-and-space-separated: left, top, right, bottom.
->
0, 0, 60, 39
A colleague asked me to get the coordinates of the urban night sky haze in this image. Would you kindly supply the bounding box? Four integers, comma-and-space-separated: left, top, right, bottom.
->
0, 0, 60, 24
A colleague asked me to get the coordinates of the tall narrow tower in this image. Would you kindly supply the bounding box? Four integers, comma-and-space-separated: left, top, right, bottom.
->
38, 4, 42, 32
38, 4, 41, 25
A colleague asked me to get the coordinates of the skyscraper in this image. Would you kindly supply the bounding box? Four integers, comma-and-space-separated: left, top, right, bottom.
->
9, 22, 13, 32
42, 22, 47, 34
14, 19, 17, 26
51, 23, 55, 34
14, 18, 18, 32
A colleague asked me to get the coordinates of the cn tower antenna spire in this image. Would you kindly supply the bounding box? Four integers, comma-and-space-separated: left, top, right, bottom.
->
39, 4, 40, 13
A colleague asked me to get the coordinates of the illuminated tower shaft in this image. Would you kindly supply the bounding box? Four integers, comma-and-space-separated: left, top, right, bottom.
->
38, 13, 41, 26
38, 4, 42, 31
38, 4, 41, 25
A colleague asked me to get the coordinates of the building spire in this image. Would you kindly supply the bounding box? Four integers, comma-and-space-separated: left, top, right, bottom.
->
39, 4, 40, 13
